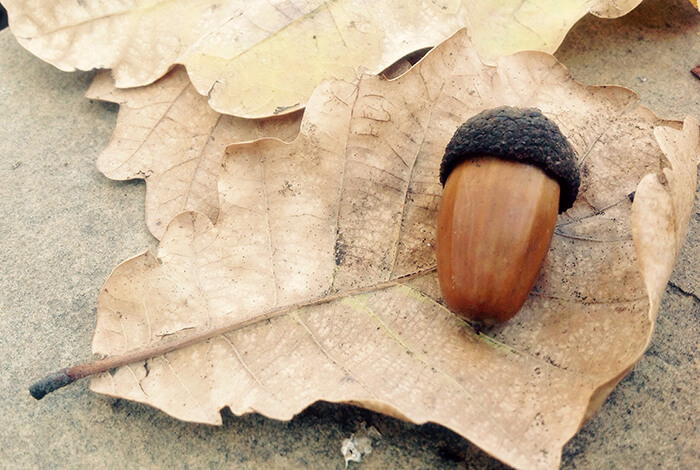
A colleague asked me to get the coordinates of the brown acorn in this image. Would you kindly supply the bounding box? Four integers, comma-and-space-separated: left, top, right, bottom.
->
436, 107, 580, 325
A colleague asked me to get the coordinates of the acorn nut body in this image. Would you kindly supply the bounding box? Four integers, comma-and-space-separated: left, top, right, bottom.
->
436, 107, 580, 326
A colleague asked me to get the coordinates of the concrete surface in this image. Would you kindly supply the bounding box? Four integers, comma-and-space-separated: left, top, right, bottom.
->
0, 0, 698, 468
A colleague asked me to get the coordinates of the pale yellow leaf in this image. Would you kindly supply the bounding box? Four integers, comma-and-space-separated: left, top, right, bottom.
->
6, 0, 648, 118
85, 66, 302, 239
89, 30, 698, 470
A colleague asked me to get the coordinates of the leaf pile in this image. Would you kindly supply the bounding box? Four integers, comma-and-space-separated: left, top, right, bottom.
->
9, 1, 699, 468
87, 30, 699, 470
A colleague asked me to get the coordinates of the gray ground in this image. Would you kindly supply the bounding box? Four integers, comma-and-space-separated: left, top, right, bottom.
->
1, 0, 698, 468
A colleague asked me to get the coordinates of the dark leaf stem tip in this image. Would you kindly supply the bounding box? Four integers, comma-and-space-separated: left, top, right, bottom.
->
29, 369, 77, 400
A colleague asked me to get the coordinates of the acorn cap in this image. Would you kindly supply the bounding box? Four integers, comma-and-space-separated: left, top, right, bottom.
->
439, 106, 580, 213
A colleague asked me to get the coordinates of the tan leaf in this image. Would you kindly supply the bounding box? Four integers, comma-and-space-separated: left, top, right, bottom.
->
85, 66, 302, 239
83, 55, 414, 240
6, 0, 646, 118
88, 30, 698, 470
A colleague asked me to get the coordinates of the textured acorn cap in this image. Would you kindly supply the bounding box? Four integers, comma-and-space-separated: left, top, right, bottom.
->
439, 106, 580, 213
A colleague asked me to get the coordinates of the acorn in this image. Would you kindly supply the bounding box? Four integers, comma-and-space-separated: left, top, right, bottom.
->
436, 106, 580, 325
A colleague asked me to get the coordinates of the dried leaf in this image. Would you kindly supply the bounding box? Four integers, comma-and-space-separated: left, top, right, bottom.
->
89, 30, 698, 470
692, 65, 700, 80
85, 66, 302, 239
341, 423, 381, 467
84, 54, 415, 240
6, 0, 645, 118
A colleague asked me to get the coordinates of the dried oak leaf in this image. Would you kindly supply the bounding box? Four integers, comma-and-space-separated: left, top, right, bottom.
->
89, 30, 698, 470
85, 66, 302, 239
7, 0, 646, 118
84, 57, 417, 240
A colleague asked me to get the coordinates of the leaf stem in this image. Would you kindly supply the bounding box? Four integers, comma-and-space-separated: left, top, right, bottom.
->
29, 266, 437, 400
